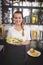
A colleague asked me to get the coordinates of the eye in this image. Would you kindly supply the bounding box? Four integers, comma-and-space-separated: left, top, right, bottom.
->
19, 17, 21, 19
14, 17, 17, 19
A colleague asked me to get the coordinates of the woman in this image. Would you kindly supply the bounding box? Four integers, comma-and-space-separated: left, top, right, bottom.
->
4, 11, 31, 65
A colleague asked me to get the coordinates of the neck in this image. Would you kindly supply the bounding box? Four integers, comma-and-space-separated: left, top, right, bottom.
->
14, 24, 22, 31
15, 24, 21, 28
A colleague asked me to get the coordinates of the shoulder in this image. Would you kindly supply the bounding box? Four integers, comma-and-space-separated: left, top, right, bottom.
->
8, 26, 14, 31
24, 25, 30, 30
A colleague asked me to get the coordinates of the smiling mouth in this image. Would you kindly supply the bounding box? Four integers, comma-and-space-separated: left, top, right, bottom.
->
16, 21, 21, 23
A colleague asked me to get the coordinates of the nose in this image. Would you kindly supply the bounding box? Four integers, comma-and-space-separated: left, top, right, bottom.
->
17, 18, 20, 21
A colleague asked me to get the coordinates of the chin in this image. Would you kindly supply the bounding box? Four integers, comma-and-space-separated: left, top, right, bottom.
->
18, 24, 21, 25
16, 23, 21, 25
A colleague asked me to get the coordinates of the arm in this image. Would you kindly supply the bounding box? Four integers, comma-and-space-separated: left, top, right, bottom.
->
21, 26, 31, 45
21, 40, 30, 45
7, 28, 12, 37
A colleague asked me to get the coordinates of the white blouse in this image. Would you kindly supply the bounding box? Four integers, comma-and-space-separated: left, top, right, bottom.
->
7, 25, 31, 41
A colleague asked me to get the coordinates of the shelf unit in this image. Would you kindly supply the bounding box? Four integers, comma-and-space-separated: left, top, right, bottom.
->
1, 0, 43, 24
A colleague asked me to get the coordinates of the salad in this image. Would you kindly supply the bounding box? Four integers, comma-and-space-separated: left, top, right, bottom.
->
6, 36, 23, 44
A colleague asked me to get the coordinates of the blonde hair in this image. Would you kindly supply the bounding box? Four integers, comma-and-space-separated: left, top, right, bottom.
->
13, 11, 24, 36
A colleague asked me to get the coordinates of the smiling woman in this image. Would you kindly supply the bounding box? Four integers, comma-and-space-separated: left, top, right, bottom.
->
7, 11, 31, 45
3, 10, 31, 65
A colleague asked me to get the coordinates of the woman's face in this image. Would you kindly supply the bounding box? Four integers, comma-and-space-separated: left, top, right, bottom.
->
13, 13, 23, 25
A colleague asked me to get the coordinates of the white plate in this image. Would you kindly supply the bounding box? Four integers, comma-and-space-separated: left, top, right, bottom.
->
6, 41, 21, 45
27, 50, 41, 57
